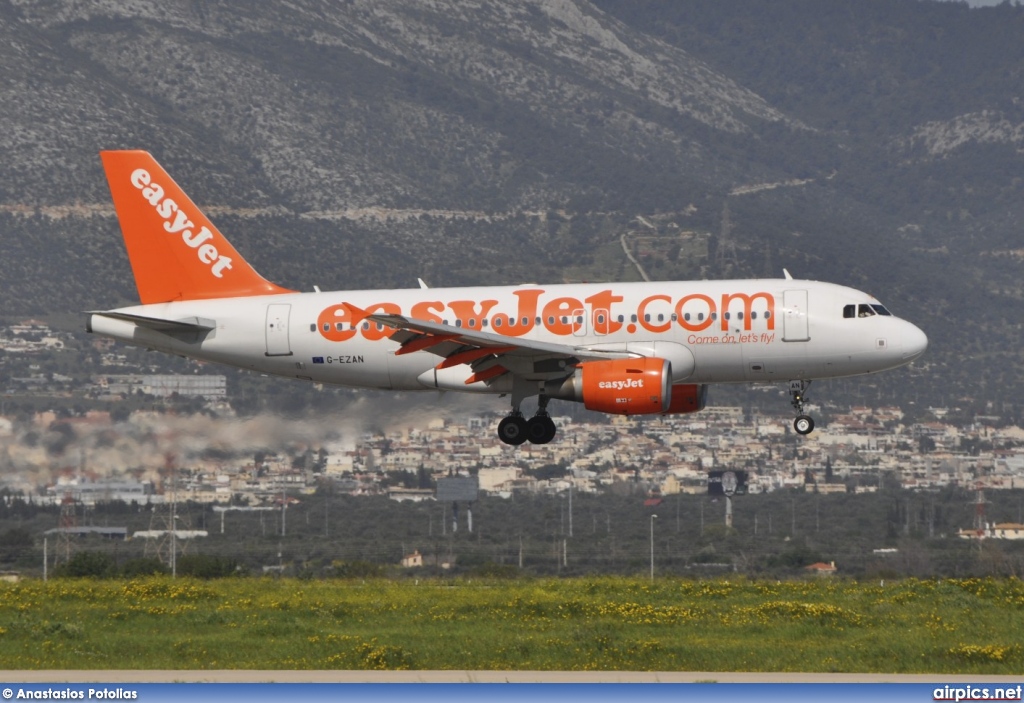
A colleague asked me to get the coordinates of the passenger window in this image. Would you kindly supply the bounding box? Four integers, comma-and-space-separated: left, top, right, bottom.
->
597, 314, 605, 324
844, 305, 856, 319
751, 312, 758, 320
468, 319, 476, 328
644, 314, 651, 322
494, 318, 502, 328
724, 312, 731, 321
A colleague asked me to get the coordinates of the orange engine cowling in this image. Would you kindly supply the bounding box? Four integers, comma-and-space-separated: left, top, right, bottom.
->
663, 384, 709, 414
551, 358, 672, 415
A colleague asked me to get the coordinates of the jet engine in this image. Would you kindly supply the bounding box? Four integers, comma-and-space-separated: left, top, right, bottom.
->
549, 357, 671, 415
662, 383, 709, 414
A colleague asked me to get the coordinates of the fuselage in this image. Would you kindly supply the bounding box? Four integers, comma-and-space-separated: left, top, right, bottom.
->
88, 278, 928, 393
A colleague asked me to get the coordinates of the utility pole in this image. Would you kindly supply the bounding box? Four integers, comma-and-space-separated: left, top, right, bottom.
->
568, 483, 573, 538
649, 514, 658, 581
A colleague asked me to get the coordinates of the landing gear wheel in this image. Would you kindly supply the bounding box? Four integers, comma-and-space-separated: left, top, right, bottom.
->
527, 415, 557, 445
498, 415, 529, 445
794, 414, 815, 435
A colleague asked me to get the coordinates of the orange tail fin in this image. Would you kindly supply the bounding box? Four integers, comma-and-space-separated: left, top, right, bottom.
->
100, 150, 294, 304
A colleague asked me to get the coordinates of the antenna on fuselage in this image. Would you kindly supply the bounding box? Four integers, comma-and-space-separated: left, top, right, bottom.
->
417, 278, 429, 289
783, 268, 793, 280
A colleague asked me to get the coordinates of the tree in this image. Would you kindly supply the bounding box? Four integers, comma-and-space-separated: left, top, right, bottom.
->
56, 550, 117, 578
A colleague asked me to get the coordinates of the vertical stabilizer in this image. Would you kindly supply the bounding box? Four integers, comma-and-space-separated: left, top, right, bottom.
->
100, 150, 294, 304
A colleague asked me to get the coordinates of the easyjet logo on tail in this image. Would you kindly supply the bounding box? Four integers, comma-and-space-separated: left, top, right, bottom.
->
130, 169, 234, 278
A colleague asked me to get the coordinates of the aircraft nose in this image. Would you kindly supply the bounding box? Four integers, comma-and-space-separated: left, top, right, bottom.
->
901, 322, 928, 362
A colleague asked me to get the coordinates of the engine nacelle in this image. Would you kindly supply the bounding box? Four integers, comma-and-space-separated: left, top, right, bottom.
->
550, 357, 672, 415
662, 384, 709, 414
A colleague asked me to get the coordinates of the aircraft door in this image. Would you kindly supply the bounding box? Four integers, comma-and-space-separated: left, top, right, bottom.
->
265, 303, 292, 356
782, 290, 809, 342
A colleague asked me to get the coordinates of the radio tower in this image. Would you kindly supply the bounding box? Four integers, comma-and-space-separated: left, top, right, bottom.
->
716, 200, 739, 276
53, 491, 77, 567
973, 488, 990, 540
146, 452, 189, 575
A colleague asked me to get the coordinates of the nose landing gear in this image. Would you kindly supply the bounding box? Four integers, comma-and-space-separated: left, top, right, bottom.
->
790, 379, 815, 435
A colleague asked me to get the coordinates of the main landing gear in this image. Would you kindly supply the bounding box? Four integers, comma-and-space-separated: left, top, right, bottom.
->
498, 395, 557, 446
790, 379, 815, 435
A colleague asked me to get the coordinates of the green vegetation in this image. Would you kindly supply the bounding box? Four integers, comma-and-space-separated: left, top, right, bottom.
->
1, 576, 1022, 672
6, 488, 1024, 581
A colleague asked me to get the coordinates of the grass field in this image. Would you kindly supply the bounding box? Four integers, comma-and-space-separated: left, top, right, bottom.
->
0, 576, 1022, 673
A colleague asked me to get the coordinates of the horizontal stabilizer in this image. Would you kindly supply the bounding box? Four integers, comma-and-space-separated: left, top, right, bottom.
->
87, 311, 216, 334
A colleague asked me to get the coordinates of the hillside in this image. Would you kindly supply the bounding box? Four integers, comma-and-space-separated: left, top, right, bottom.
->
0, 0, 1021, 413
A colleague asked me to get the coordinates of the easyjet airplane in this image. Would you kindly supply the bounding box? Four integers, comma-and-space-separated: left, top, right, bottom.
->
88, 151, 928, 445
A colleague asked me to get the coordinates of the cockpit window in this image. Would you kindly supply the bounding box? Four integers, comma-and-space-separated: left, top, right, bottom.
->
846, 303, 893, 319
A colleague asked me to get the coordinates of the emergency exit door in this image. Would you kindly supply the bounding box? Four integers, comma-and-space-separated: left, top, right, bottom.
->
782, 290, 809, 342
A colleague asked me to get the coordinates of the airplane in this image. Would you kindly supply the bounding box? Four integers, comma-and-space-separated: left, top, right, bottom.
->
88, 150, 928, 445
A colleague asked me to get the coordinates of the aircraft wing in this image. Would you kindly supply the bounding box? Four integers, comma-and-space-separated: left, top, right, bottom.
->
344, 303, 627, 385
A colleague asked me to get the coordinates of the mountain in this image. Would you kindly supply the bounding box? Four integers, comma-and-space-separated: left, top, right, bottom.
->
0, 0, 1021, 414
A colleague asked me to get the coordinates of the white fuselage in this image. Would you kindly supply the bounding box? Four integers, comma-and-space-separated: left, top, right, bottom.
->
88, 278, 928, 394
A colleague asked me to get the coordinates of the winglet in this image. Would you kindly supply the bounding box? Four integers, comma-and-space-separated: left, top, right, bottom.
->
100, 150, 295, 304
